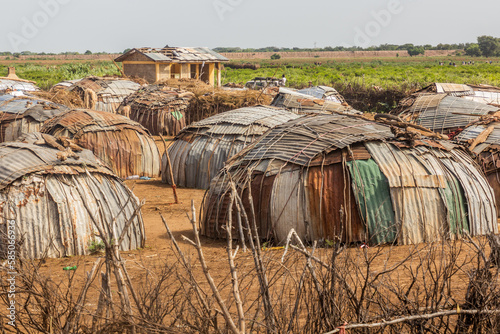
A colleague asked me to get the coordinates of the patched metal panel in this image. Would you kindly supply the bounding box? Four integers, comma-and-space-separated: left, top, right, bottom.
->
271, 168, 307, 241
366, 142, 448, 244
0, 156, 144, 259
441, 150, 498, 235
242, 114, 394, 166
41, 109, 160, 178
409, 95, 496, 133
308, 160, 366, 243
163, 106, 299, 189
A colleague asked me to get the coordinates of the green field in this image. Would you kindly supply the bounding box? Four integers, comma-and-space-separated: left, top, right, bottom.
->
2, 56, 500, 112
224, 56, 500, 89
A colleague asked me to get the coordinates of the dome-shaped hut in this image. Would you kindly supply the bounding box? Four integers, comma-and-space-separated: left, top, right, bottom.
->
41, 109, 161, 178
455, 115, 500, 219
391, 83, 500, 115
0, 68, 39, 94
68, 77, 142, 113
118, 85, 193, 136
392, 94, 498, 135
271, 86, 356, 114
0, 133, 145, 259
202, 114, 497, 245
0, 94, 68, 142
163, 106, 301, 189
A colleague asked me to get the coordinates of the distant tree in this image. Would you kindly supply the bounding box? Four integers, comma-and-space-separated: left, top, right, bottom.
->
465, 43, 482, 57
84, 50, 92, 55
270, 53, 281, 60
123, 48, 132, 54
407, 46, 425, 57
477, 35, 500, 57
398, 43, 414, 51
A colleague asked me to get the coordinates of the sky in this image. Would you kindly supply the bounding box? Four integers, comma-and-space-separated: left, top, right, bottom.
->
1, 0, 499, 53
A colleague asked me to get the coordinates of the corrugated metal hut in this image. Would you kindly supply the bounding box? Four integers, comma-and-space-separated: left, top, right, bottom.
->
271, 87, 357, 115
0, 68, 39, 94
117, 85, 193, 136
0, 79, 39, 94
0, 133, 145, 259
455, 115, 500, 218
163, 106, 301, 189
392, 83, 500, 115
68, 77, 142, 113
41, 109, 161, 178
0, 94, 68, 142
202, 114, 498, 245
393, 94, 498, 135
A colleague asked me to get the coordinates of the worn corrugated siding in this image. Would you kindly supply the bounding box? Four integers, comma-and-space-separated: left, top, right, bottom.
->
440, 150, 498, 235
241, 114, 393, 166
271, 168, 307, 241
0, 79, 39, 92
409, 95, 496, 133
366, 142, 450, 244
308, 161, 366, 243
347, 158, 396, 244
0, 148, 144, 259
163, 107, 299, 189
41, 109, 160, 178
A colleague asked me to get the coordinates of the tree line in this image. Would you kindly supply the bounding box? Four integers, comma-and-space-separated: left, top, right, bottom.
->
214, 36, 500, 57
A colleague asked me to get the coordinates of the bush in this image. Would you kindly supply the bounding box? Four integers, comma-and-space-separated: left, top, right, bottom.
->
270, 53, 281, 60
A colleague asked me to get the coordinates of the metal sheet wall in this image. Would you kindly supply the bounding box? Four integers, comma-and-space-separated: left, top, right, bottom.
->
0, 173, 144, 259
165, 136, 246, 189
308, 161, 366, 243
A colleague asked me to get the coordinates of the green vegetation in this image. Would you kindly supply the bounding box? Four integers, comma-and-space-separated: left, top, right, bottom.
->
88, 239, 105, 254
2, 54, 500, 113
223, 57, 500, 89
0, 61, 120, 90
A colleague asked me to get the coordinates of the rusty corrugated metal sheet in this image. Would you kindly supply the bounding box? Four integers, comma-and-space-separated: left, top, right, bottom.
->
307, 157, 365, 243
238, 114, 394, 166
271, 87, 357, 115
41, 109, 160, 178
0, 94, 68, 142
163, 106, 300, 189
69, 77, 141, 113
0, 134, 144, 259
399, 95, 497, 134
201, 113, 497, 245
119, 85, 191, 136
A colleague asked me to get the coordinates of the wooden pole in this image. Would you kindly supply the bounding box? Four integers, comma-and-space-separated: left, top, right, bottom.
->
159, 134, 179, 204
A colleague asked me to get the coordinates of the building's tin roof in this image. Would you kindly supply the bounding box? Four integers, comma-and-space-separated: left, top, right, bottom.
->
115, 46, 229, 63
